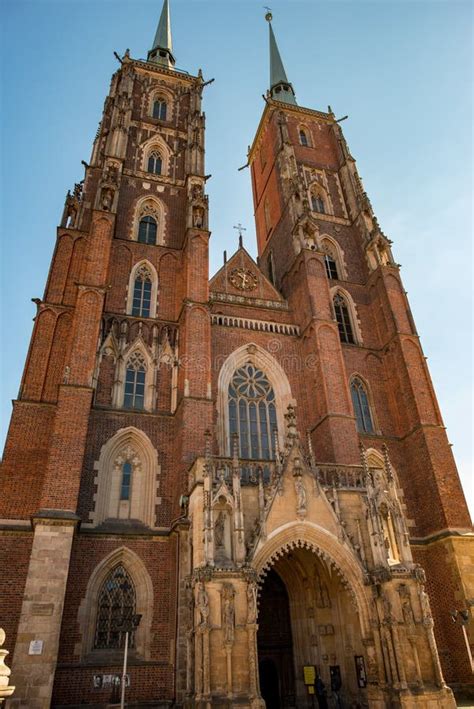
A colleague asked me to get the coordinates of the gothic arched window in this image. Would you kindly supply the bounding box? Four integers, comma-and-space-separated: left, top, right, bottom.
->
138, 216, 157, 245
324, 254, 338, 280
132, 266, 152, 318
311, 192, 325, 214
351, 378, 374, 433
333, 293, 355, 344
228, 364, 277, 460
152, 98, 167, 121
94, 565, 136, 650
124, 352, 146, 410
299, 129, 309, 146
147, 151, 162, 175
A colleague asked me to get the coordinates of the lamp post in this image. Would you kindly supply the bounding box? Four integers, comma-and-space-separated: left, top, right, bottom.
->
450, 608, 473, 673
115, 612, 142, 708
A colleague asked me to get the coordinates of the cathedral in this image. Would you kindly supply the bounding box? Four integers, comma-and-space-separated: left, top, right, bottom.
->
0, 2, 473, 708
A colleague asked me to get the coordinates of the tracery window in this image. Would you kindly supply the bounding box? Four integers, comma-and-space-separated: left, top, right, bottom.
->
351, 378, 374, 433
124, 352, 146, 410
131, 265, 152, 318
152, 98, 167, 121
228, 364, 277, 460
311, 192, 325, 214
138, 216, 157, 245
333, 293, 355, 344
94, 565, 136, 650
299, 129, 309, 146
147, 151, 162, 175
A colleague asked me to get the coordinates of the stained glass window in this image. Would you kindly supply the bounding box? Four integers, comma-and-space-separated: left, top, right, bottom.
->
351, 378, 374, 433
138, 216, 157, 245
147, 151, 162, 175
152, 99, 167, 121
94, 565, 136, 650
333, 293, 355, 344
124, 352, 146, 410
131, 266, 152, 318
228, 364, 277, 460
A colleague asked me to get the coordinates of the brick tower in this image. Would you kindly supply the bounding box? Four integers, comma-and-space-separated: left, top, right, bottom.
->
0, 5, 472, 709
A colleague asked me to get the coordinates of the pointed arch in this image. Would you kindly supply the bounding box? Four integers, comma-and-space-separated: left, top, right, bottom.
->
126, 259, 159, 318
131, 195, 166, 245
308, 180, 332, 216
77, 546, 153, 660
330, 286, 362, 345
298, 124, 311, 147
217, 343, 294, 456
114, 340, 155, 412
90, 427, 160, 528
149, 86, 174, 122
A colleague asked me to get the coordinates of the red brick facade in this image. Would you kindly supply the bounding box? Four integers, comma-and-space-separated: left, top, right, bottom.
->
0, 21, 472, 709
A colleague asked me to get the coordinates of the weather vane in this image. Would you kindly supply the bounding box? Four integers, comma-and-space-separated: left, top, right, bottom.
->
233, 223, 247, 238
264, 6, 273, 21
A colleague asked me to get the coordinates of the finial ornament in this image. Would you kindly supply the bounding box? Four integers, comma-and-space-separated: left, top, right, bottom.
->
264, 7, 273, 22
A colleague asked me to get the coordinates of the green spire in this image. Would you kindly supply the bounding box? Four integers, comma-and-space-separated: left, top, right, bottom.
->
265, 11, 296, 105
148, 0, 175, 68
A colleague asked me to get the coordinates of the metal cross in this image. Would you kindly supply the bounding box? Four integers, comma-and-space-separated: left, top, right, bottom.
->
233, 223, 247, 238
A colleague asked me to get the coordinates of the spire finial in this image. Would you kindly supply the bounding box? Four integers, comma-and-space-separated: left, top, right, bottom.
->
148, 0, 175, 68
264, 9, 297, 105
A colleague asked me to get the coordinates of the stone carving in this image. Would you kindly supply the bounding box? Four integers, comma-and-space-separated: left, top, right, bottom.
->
0, 628, 15, 704
294, 474, 307, 518
419, 587, 432, 625
214, 511, 225, 549
196, 582, 209, 626
398, 585, 415, 627
100, 186, 114, 211
247, 582, 257, 624
221, 583, 235, 645
193, 205, 204, 228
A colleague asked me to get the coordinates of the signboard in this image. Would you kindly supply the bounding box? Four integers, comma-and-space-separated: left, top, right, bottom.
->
307, 685, 315, 695
93, 674, 130, 689
28, 640, 43, 655
354, 655, 367, 688
303, 665, 316, 686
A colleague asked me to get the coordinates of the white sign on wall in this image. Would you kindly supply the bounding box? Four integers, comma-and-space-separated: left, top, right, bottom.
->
28, 639, 44, 655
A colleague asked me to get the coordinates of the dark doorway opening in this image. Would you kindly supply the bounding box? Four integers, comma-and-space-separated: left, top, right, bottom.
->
257, 569, 295, 708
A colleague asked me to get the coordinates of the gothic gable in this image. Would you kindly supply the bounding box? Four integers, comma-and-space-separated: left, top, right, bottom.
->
209, 246, 284, 303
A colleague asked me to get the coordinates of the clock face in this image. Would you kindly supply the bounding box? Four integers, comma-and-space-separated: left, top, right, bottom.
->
229, 267, 258, 292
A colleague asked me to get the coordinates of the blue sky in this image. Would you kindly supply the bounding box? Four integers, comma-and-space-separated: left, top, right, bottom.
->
1, 0, 472, 514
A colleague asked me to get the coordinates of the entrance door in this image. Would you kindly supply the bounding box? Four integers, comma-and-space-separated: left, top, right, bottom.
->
257, 569, 295, 708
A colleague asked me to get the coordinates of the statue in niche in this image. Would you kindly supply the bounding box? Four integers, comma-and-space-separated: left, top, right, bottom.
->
419, 587, 432, 623
314, 567, 331, 609
196, 582, 209, 626
398, 585, 415, 627
192, 205, 204, 228
214, 511, 225, 549
247, 582, 257, 624
221, 583, 235, 645
294, 475, 307, 517
100, 187, 114, 211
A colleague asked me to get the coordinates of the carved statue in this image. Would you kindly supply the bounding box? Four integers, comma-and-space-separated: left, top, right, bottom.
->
214, 511, 225, 549
221, 583, 235, 645
100, 187, 114, 211
247, 582, 257, 624
398, 585, 415, 627
419, 587, 432, 623
196, 582, 209, 626
294, 475, 307, 515
193, 205, 204, 228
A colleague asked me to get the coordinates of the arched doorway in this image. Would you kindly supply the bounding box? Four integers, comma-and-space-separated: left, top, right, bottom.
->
257, 547, 367, 708
257, 569, 295, 708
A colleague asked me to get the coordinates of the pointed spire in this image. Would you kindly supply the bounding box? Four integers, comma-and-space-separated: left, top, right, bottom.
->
148, 0, 175, 69
265, 11, 296, 105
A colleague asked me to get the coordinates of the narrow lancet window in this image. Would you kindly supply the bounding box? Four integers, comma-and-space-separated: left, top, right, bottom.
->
334, 293, 355, 344
147, 151, 162, 175
299, 129, 309, 146
351, 378, 374, 433
124, 352, 146, 410
120, 461, 132, 500
152, 99, 167, 121
131, 266, 152, 318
